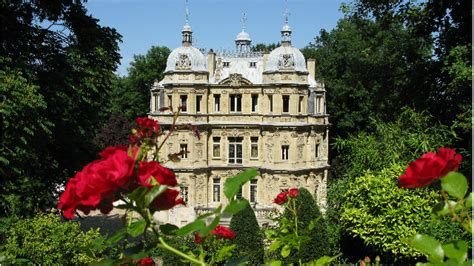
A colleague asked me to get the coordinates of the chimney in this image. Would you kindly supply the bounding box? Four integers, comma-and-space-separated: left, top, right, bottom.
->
307, 58, 316, 78
263, 50, 270, 70
207, 49, 216, 75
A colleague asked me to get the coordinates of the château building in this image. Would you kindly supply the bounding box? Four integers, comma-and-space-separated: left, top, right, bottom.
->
149, 11, 329, 226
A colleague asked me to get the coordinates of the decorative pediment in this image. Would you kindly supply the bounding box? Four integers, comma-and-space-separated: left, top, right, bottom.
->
175, 53, 192, 70
218, 73, 253, 86
278, 54, 295, 70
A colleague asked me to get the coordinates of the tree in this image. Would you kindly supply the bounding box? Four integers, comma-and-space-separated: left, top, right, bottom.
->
251, 43, 279, 52
93, 113, 132, 149
109, 46, 170, 119
1, 0, 121, 216
229, 201, 264, 264
282, 188, 328, 264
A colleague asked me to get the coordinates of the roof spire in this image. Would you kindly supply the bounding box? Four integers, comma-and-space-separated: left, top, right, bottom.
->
283, 0, 290, 25
185, 0, 190, 24
281, 0, 292, 45
241, 11, 247, 32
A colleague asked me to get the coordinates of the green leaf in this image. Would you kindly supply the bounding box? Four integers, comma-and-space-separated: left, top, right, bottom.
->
90, 258, 117, 266
269, 261, 282, 266
268, 241, 281, 253
128, 187, 148, 208
176, 219, 206, 236
106, 228, 127, 245
315, 254, 341, 266
223, 199, 248, 215
410, 234, 444, 263
443, 240, 468, 263
199, 215, 220, 236
441, 172, 468, 199
281, 245, 291, 258
145, 185, 168, 207
466, 193, 472, 209
160, 223, 179, 235
127, 219, 147, 237
224, 169, 259, 200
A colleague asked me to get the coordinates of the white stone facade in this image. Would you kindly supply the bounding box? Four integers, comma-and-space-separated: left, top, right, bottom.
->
150, 17, 329, 226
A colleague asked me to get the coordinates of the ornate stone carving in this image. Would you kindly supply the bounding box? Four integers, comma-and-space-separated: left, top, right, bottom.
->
176, 53, 192, 70
278, 54, 295, 70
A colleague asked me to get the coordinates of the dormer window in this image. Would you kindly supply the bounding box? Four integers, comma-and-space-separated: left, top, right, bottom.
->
223, 62, 230, 67
249, 62, 256, 68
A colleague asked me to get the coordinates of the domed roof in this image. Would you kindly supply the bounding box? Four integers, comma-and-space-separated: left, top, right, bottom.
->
182, 23, 192, 32
235, 30, 251, 42
164, 46, 207, 72
281, 23, 292, 32
265, 45, 307, 72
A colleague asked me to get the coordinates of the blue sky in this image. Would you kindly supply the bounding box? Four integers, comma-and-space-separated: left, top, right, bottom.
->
85, 0, 346, 75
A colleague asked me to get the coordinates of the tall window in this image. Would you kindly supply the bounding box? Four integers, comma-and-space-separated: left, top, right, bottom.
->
229, 94, 242, 113
168, 95, 172, 107
180, 186, 189, 203
250, 137, 258, 159
282, 95, 290, 113
195, 95, 202, 113
249, 62, 257, 68
213, 178, 221, 202
250, 179, 257, 203
315, 95, 323, 114
153, 94, 159, 111
214, 94, 220, 112
269, 95, 273, 113
223, 62, 230, 67
315, 143, 319, 158
228, 137, 243, 164
212, 137, 221, 158
180, 144, 188, 159
180, 95, 188, 112
251, 94, 258, 112
298, 95, 304, 113
281, 145, 289, 161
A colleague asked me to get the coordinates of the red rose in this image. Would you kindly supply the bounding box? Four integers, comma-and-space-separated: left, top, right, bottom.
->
131, 117, 160, 145
288, 188, 299, 198
273, 191, 289, 205
398, 148, 462, 188
211, 225, 236, 240
137, 257, 154, 266
58, 147, 135, 219
150, 189, 185, 210
194, 232, 204, 244
138, 161, 177, 187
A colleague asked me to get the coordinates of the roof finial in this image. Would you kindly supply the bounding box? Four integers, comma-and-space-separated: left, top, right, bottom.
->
241, 11, 247, 32
185, 0, 190, 24
283, 0, 290, 25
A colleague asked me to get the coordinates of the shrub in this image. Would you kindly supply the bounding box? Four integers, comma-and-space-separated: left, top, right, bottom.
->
283, 187, 328, 264
229, 201, 264, 264
340, 164, 442, 259
2, 212, 104, 264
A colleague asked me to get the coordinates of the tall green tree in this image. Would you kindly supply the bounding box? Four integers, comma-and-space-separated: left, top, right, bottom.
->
0, 0, 121, 216
229, 201, 264, 264
109, 46, 170, 119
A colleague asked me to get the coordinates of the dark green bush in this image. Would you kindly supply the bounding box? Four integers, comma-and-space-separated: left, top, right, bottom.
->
283, 187, 328, 264
229, 201, 264, 264
2, 212, 104, 264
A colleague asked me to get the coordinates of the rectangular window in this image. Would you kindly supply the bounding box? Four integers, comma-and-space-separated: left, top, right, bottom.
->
251, 94, 258, 112
180, 144, 188, 159
282, 95, 290, 113
180, 95, 188, 112
180, 186, 189, 203
269, 95, 273, 113
281, 145, 289, 161
213, 178, 221, 202
250, 179, 257, 203
315, 143, 319, 158
229, 94, 242, 113
249, 62, 257, 68
195, 95, 202, 113
223, 62, 230, 67
212, 137, 221, 158
214, 94, 220, 112
250, 137, 258, 159
298, 95, 304, 113
153, 94, 159, 111
168, 95, 172, 107
228, 137, 243, 164
315, 95, 322, 114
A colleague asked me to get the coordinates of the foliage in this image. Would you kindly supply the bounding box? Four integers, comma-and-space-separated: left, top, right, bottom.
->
109, 46, 170, 119
340, 164, 441, 258
251, 43, 279, 52
93, 113, 133, 149
333, 108, 455, 180
229, 201, 264, 264
284, 188, 329, 264
1, 0, 121, 216
1, 212, 104, 264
